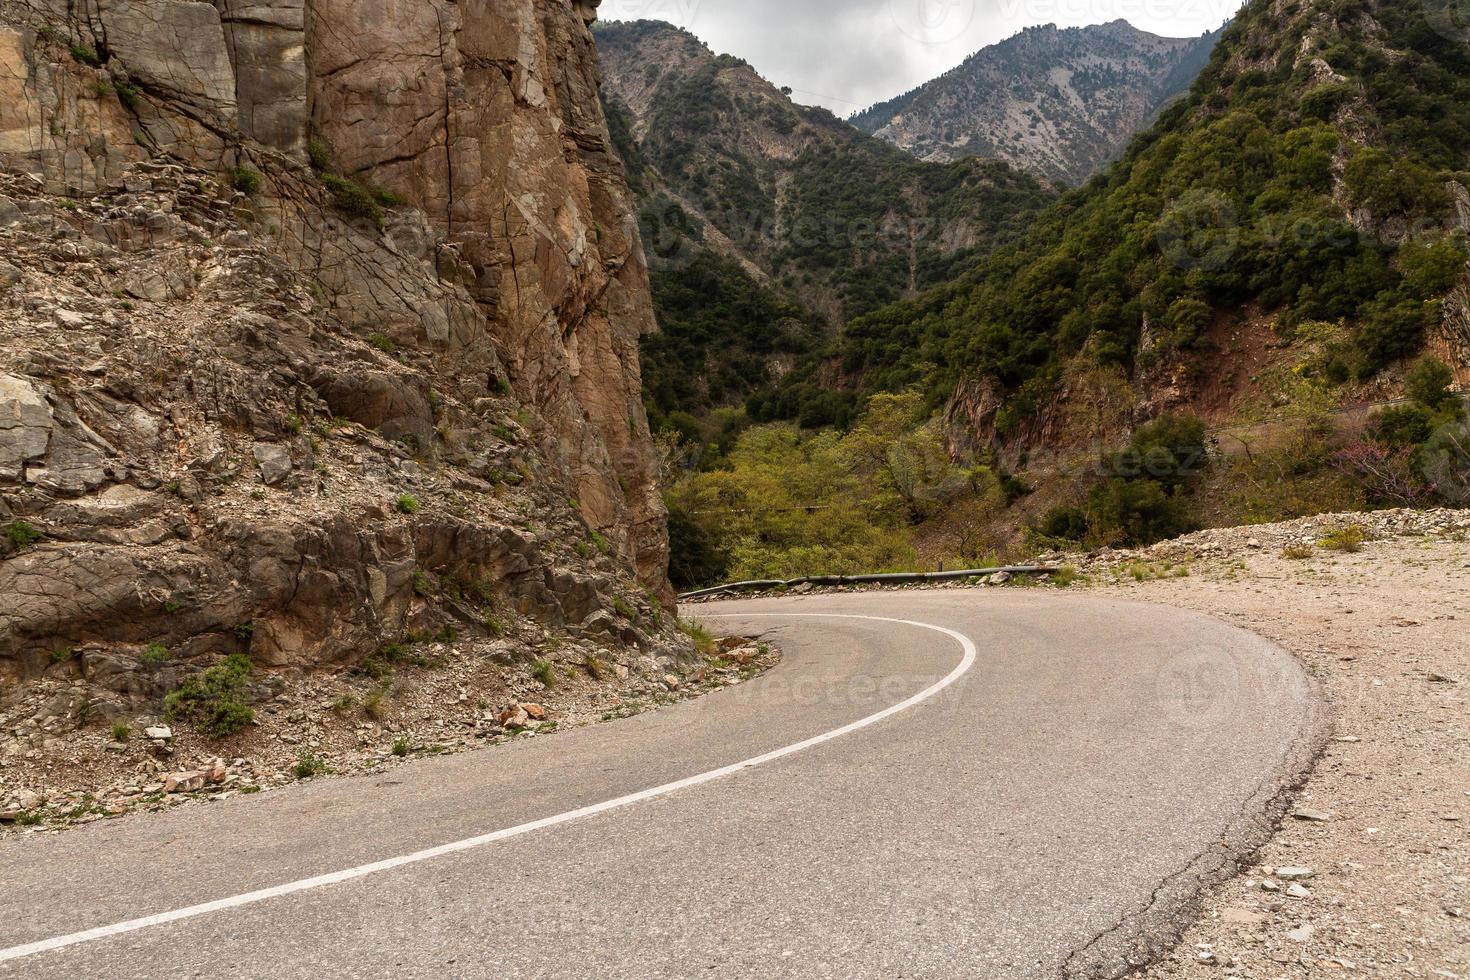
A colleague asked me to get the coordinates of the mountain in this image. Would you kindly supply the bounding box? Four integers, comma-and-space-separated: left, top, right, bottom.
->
772, 0, 1470, 555
592, 19, 1055, 430
851, 20, 1223, 185
0, 0, 694, 701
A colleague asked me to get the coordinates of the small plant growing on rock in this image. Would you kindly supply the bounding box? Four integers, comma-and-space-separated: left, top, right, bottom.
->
391, 737, 409, 757
679, 618, 716, 657
49, 647, 73, 665
319, 173, 384, 227
362, 682, 390, 719
292, 752, 328, 779
284, 413, 303, 435
306, 139, 333, 172
584, 656, 609, 681
395, 493, 419, 514
411, 569, 435, 596
531, 659, 556, 688
69, 43, 100, 66
139, 642, 169, 669
111, 722, 131, 742
366, 333, 396, 354
113, 81, 140, 110
1282, 543, 1315, 560
1320, 524, 1367, 553
164, 654, 255, 737
4, 520, 42, 548
612, 596, 637, 621
230, 167, 262, 194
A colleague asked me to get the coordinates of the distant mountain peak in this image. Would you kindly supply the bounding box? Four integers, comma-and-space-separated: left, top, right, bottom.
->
851, 20, 1224, 184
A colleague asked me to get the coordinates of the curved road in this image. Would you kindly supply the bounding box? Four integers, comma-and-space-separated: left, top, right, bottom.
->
0, 591, 1322, 979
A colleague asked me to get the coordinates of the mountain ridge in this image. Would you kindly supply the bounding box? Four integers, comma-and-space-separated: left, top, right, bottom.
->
851, 19, 1224, 184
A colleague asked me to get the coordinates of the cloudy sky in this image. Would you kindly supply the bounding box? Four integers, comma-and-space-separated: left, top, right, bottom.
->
600, 0, 1242, 115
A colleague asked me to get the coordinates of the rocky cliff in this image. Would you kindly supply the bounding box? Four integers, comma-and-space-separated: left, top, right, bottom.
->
0, 0, 684, 700
851, 21, 1222, 185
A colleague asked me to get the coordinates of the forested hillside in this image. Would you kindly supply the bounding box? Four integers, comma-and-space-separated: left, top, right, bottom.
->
594, 20, 1055, 434
653, 0, 1470, 588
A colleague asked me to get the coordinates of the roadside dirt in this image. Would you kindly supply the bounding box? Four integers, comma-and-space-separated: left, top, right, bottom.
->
1100, 517, 1470, 980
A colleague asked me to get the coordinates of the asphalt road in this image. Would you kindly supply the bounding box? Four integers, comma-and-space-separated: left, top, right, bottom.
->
0, 590, 1322, 979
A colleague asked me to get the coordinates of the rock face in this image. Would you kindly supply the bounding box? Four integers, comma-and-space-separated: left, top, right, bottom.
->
850, 20, 1223, 185
0, 0, 681, 692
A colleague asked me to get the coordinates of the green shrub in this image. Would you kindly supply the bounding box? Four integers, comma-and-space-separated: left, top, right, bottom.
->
1088, 478, 1196, 547
292, 752, 328, 778
319, 173, 383, 226
113, 81, 140, 110
1406, 356, 1461, 414
395, 493, 419, 514
1037, 506, 1089, 542
138, 642, 169, 668
391, 737, 409, 757
1320, 523, 1367, 553
531, 659, 556, 687
4, 520, 42, 548
367, 333, 396, 354
230, 167, 262, 194
1371, 404, 1435, 448
679, 618, 716, 657
111, 722, 131, 742
306, 139, 333, 172
163, 654, 255, 737
69, 43, 99, 66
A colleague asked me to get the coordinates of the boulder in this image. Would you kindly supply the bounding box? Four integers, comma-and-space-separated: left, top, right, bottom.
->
0, 374, 51, 472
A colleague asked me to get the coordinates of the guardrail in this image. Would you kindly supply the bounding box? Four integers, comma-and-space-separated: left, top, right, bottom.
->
678, 565, 1062, 601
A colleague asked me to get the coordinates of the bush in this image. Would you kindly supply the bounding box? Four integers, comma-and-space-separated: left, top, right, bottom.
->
292, 752, 328, 778
1406, 356, 1461, 413
3, 519, 42, 548
391, 737, 409, 757
69, 43, 99, 66
1320, 523, 1367, 553
1106, 415, 1209, 490
1088, 477, 1196, 547
306, 139, 333, 172
395, 493, 419, 514
164, 654, 255, 737
531, 660, 556, 687
319, 173, 383, 226
138, 642, 169, 668
1038, 506, 1089, 542
1371, 404, 1435, 448
230, 167, 262, 194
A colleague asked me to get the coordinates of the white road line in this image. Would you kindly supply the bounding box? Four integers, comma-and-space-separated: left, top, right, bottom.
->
0, 613, 976, 966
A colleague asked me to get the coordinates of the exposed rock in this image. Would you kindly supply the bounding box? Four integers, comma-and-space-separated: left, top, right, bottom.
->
1275, 866, 1315, 880
252, 443, 292, 485
162, 770, 208, 793
0, 373, 51, 471
850, 21, 1222, 184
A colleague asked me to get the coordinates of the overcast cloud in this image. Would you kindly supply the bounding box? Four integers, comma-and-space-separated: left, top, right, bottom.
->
600, 0, 1243, 115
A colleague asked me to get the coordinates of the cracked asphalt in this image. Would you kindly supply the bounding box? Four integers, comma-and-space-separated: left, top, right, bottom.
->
0, 591, 1321, 978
